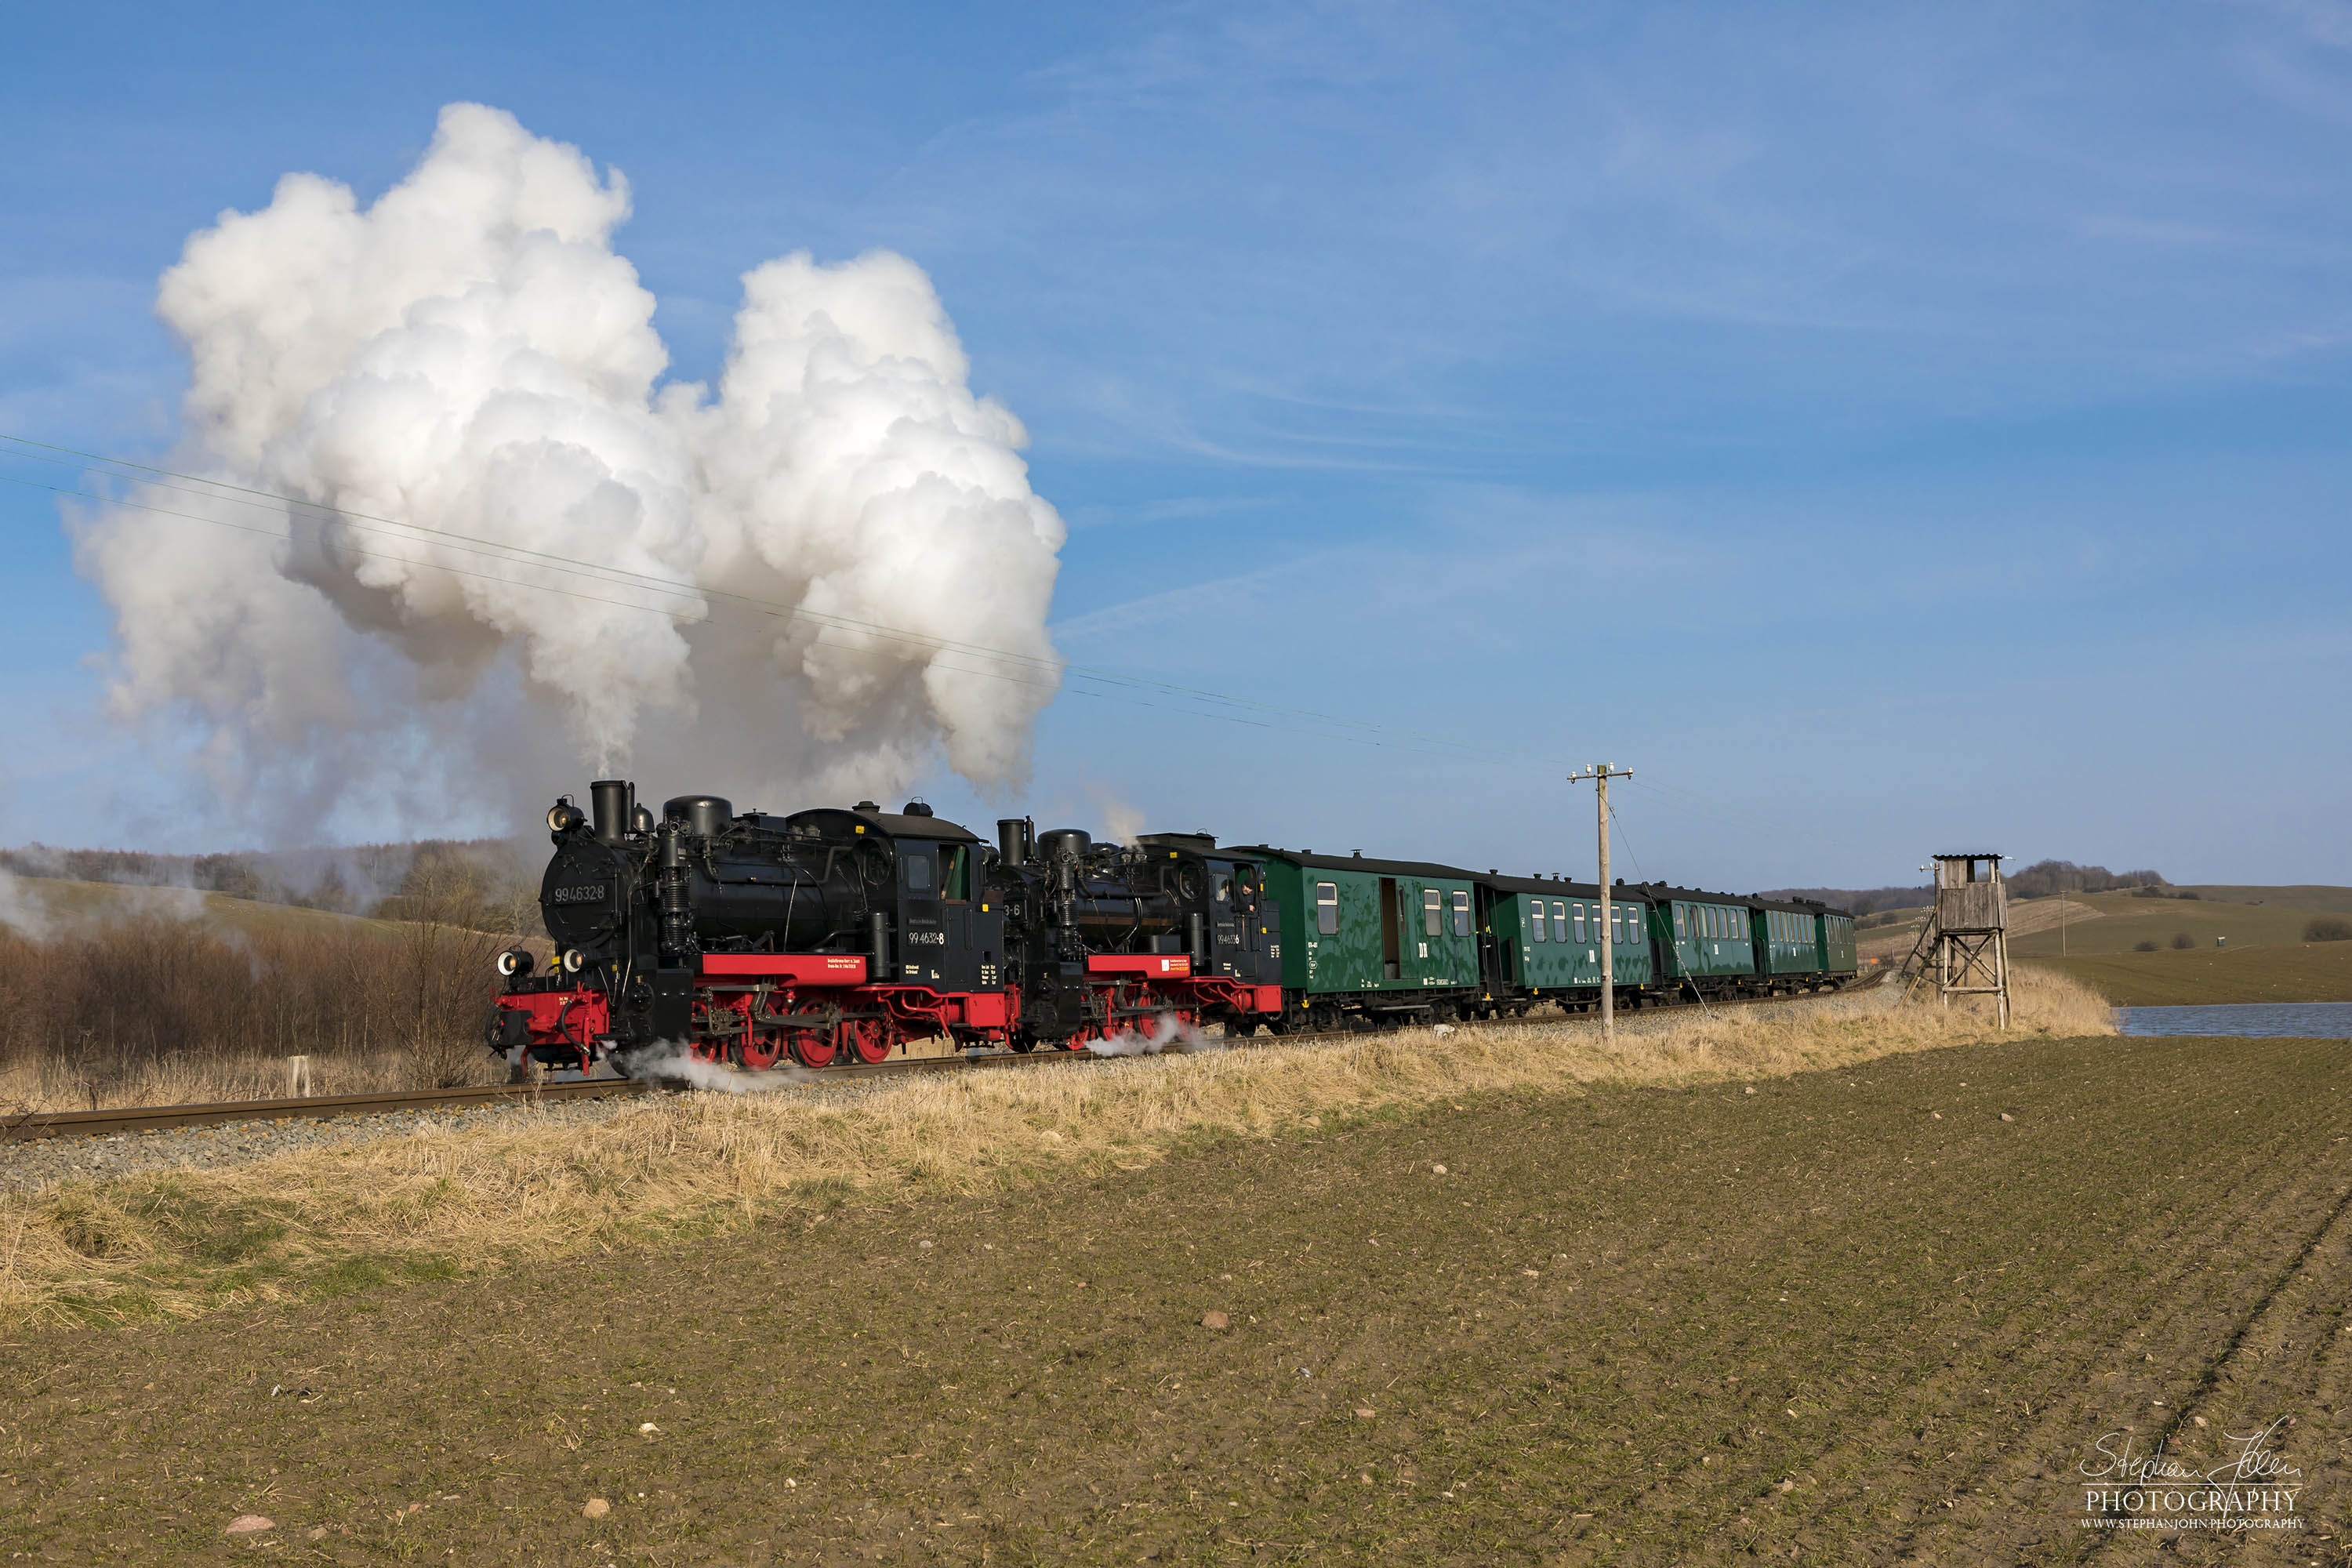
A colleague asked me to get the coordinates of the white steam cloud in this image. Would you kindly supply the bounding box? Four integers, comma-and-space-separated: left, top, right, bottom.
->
0, 870, 50, 940
626, 1046, 816, 1094
78, 103, 1064, 838
1084, 1014, 1222, 1057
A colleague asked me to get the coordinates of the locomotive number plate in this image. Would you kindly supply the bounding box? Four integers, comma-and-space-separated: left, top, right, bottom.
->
548, 883, 610, 905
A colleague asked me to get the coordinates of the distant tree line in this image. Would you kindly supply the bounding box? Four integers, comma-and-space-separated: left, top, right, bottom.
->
2004, 860, 2168, 899
1757, 884, 1934, 919
1762, 858, 2168, 918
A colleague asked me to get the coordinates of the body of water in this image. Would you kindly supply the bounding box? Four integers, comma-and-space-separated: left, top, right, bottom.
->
2116, 1002, 2352, 1038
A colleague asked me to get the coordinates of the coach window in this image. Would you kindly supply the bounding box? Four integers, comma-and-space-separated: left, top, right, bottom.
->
1552, 900, 1568, 942
1315, 881, 1339, 935
1674, 906, 1686, 939
1572, 904, 1586, 942
1452, 889, 1471, 937
1423, 887, 1442, 937
902, 848, 934, 891
1529, 900, 1546, 942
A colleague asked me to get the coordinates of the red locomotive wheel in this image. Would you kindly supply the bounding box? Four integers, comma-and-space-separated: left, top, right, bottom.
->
844, 1018, 894, 1065
737, 1035, 783, 1071
789, 1029, 837, 1069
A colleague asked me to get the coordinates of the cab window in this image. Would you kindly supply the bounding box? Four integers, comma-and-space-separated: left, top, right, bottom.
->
1214, 873, 1231, 905
1315, 882, 1339, 935
902, 848, 934, 891
941, 844, 969, 901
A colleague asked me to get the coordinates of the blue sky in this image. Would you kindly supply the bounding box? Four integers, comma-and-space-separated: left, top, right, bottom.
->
3, 1, 2348, 888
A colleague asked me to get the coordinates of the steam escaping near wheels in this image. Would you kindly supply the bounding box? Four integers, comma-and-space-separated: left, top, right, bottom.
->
78, 102, 1065, 841
1085, 1014, 1225, 1057
622, 1045, 818, 1094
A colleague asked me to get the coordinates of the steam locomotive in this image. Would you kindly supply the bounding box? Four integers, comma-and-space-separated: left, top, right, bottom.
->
489, 781, 1284, 1075
489, 779, 1859, 1077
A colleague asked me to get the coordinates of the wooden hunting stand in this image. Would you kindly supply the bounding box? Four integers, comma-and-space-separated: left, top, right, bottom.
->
1901, 852, 2010, 1027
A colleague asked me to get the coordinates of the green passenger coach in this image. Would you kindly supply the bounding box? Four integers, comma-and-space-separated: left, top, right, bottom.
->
1244, 848, 1482, 1026
1632, 884, 1758, 998
1751, 898, 1825, 979
1819, 909, 1858, 978
1474, 874, 1650, 1004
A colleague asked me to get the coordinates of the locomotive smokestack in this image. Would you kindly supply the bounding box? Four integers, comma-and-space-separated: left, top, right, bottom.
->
590, 779, 632, 844
997, 818, 1030, 869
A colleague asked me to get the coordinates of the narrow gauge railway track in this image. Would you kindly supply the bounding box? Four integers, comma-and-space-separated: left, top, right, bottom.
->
2, 978, 1871, 1146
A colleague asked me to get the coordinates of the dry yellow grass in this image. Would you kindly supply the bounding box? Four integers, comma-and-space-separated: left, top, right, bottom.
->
0, 1041, 509, 1112
0, 970, 2110, 1325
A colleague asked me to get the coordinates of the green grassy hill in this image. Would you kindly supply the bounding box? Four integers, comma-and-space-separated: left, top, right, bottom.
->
2005, 888, 2352, 958
2175, 884, 2352, 914
2026, 943, 2352, 1006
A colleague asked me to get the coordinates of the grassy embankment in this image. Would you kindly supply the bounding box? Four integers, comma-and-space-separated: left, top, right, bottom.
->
5, 1011, 2349, 1563
0, 971, 2107, 1328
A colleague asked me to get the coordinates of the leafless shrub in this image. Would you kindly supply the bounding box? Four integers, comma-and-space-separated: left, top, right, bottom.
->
2307, 917, 2352, 943
0, 904, 523, 1109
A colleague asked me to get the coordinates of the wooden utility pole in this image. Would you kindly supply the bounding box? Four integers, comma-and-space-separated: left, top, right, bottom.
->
1567, 764, 1633, 1038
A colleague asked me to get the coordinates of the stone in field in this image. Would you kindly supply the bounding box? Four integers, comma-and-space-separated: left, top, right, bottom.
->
583, 1498, 610, 1518
1200, 1311, 1229, 1330
223, 1515, 274, 1535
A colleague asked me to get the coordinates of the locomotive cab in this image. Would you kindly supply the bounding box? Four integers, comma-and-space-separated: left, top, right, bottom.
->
779, 802, 1003, 993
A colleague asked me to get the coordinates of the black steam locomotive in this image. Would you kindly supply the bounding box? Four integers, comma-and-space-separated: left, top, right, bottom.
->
490, 781, 1284, 1075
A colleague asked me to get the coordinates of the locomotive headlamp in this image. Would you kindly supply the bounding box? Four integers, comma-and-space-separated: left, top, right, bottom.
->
495, 948, 535, 978
561, 948, 587, 975
546, 797, 586, 833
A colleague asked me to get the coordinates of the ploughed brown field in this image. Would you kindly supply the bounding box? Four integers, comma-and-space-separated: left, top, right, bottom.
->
4, 1027, 2347, 1564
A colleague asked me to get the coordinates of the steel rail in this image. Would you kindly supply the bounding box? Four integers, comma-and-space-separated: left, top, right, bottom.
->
2, 976, 1871, 1146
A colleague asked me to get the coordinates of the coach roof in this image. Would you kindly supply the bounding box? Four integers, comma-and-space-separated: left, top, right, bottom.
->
1235, 847, 1480, 881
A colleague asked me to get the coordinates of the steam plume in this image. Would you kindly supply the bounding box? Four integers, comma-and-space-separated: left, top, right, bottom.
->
78, 103, 1064, 839
1085, 1014, 1221, 1056
626, 1046, 815, 1094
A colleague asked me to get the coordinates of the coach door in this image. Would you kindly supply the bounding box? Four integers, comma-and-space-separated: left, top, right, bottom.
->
1379, 877, 1403, 982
